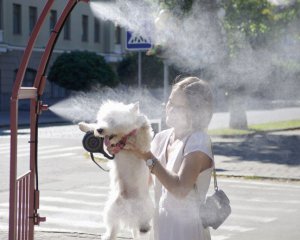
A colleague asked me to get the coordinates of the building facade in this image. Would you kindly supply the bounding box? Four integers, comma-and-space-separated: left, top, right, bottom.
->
0, 0, 126, 111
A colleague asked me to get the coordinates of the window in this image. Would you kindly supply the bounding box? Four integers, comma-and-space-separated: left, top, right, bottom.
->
63, 15, 71, 40
29, 6, 37, 35
82, 15, 88, 42
50, 10, 57, 33
23, 68, 36, 87
94, 18, 100, 43
115, 25, 121, 44
14, 68, 36, 87
13, 4, 22, 35
0, 69, 2, 95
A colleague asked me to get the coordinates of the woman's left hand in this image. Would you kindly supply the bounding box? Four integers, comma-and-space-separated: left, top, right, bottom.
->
123, 139, 153, 161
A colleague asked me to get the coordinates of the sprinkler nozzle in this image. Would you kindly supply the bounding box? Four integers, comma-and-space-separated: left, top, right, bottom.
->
37, 101, 48, 115
41, 104, 49, 111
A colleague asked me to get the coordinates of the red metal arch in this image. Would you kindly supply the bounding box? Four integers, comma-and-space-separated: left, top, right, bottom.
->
9, 1, 89, 239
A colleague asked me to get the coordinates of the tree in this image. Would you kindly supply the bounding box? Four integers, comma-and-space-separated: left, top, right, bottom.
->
117, 52, 180, 88
222, 0, 300, 53
156, 0, 300, 129
221, 0, 300, 129
48, 51, 118, 91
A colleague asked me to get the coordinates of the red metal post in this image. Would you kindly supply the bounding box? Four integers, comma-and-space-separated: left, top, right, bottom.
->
9, 1, 90, 239
28, 1, 80, 230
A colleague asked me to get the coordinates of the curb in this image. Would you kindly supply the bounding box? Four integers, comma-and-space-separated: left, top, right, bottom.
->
210, 127, 300, 138
217, 174, 300, 182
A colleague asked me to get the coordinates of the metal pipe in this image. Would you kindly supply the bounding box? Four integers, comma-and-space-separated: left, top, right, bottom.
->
9, 1, 55, 239
9, 1, 90, 239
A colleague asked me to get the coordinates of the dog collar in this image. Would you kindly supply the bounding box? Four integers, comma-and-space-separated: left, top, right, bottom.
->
104, 129, 137, 154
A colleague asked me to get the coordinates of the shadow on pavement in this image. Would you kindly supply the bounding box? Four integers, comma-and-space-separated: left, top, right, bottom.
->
213, 132, 300, 166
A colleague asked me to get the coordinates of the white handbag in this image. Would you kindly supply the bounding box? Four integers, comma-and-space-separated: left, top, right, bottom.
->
200, 164, 231, 229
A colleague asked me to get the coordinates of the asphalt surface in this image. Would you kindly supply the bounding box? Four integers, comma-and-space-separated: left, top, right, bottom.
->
1, 108, 300, 240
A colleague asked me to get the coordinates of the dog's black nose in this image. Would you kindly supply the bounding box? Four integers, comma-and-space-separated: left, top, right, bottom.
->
97, 128, 104, 134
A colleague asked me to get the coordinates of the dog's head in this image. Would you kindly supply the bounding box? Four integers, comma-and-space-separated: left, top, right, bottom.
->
93, 101, 145, 145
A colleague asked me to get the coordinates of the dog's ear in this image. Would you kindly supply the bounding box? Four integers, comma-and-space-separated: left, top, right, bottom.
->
131, 102, 140, 113
78, 122, 97, 133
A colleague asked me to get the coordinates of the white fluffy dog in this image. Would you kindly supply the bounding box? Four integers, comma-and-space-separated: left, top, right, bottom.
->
78, 101, 154, 240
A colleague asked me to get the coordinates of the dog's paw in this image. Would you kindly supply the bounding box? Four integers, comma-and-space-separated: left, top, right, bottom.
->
123, 137, 136, 150
139, 223, 151, 234
101, 234, 115, 240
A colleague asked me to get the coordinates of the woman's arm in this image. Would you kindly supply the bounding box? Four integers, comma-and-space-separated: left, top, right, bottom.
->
138, 150, 212, 199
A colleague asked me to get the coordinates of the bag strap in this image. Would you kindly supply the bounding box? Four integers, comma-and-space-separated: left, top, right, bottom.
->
210, 137, 218, 191
213, 164, 218, 191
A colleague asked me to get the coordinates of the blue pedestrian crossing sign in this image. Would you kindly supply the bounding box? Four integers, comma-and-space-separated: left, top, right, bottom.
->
126, 31, 152, 51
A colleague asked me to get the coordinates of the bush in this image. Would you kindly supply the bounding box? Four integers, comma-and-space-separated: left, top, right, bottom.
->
48, 51, 118, 91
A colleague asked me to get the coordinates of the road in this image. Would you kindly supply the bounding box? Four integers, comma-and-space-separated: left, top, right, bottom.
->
1, 124, 300, 239
208, 107, 300, 129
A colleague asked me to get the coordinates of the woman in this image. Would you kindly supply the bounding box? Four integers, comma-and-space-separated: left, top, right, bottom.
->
131, 76, 214, 240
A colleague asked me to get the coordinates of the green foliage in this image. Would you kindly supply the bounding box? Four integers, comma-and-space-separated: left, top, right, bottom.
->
208, 120, 300, 136
222, 0, 300, 50
48, 51, 118, 91
117, 52, 180, 88
160, 0, 193, 11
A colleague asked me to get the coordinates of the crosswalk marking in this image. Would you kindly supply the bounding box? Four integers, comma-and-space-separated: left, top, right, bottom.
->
41, 196, 104, 207
212, 235, 231, 240
220, 178, 300, 189
39, 205, 102, 216
230, 197, 300, 204
1, 179, 300, 238
0, 209, 8, 216
225, 184, 300, 191
63, 191, 108, 198
1, 145, 60, 154
86, 186, 110, 190
231, 214, 277, 223
0, 143, 84, 161
0, 204, 102, 216
233, 205, 296, 212
0, 143, 10, 149
40, 217, 105, 229
35, 226, 92, 233
39, 152, 76, 159
18, 146, 83, 157
0, 224, 8, 231
218, 225, 255, 232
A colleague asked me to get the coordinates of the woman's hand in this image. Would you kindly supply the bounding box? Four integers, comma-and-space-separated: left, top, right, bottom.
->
123, 139, 153, 161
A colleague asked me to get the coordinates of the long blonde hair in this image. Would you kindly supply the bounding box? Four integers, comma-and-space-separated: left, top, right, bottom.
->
173, 76, 213, 130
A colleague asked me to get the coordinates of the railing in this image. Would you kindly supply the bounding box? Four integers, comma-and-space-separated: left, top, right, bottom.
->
16, 171, 31, 240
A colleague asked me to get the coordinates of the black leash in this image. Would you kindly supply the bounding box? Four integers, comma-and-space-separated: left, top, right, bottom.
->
82, 131, 115, 172
89, 152, 110, 172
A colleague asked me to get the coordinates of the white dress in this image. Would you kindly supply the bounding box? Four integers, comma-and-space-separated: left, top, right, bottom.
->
151, 128, 213, 240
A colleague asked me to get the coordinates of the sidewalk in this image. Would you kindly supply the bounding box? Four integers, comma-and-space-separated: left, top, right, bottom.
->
212, 129, 300, 180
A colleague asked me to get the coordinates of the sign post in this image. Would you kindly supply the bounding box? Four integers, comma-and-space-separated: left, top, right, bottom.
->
126, 31, 152, 88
